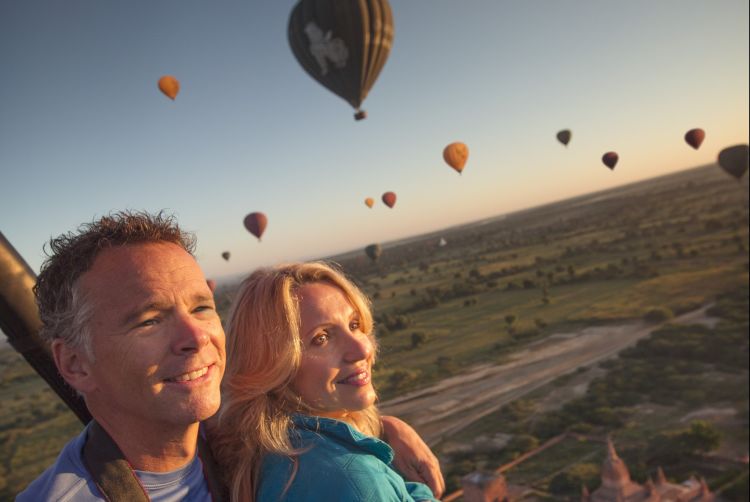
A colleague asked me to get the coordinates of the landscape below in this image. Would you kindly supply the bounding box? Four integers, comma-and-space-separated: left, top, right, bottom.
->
1, 164, 748, 500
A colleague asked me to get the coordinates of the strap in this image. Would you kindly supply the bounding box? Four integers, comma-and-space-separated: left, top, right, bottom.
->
82, 421, 150, 502
198, 431, 228, 502
82, 421, 228, 502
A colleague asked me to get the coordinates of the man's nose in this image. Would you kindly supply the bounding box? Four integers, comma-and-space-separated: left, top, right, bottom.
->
171, 314, 210, 354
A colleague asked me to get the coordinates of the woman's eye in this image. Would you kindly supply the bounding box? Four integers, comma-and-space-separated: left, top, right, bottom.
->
312, 333, 329, 346
350, 320, 361, 331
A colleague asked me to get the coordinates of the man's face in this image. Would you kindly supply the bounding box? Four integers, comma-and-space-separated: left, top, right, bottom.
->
76, 242, 225, 429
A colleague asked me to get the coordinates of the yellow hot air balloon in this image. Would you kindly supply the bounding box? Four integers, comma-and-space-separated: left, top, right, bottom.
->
158, 75, 180, 100
443, 142, 469, 174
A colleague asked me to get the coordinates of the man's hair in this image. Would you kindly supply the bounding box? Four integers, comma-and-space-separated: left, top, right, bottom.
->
33, 210, 196, 355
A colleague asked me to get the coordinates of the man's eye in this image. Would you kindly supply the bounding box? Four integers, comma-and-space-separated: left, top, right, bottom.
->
138, 318, 159, 327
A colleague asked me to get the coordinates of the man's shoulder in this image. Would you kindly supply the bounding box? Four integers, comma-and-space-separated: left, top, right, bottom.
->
16, 428, 103, 502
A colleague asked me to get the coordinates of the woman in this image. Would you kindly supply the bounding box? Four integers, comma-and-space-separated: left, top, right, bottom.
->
212, 262, 438, 502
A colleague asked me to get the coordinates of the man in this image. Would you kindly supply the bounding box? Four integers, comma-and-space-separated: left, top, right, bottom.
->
18, 211, 444, 500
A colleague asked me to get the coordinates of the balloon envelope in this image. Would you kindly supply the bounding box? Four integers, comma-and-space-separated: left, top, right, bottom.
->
684, 128, 705, 150
443, 142, 469, 174
288, 0, 394, 119
365, 197, 374, 208
221, 252, 231, 261
717, 144, 749, 180
556, 130, 572, 147
365, 243, 382, 262
602, 152, 618, 170
382, 191, 397, 208
158, 76, 180, 100
243, 212, 268, 241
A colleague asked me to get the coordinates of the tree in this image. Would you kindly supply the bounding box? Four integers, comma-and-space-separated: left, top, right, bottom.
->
410, 331, 428, 349
504, 314, 517, 334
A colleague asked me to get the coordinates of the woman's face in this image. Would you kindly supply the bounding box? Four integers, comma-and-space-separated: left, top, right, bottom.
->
292, 282, 376, 418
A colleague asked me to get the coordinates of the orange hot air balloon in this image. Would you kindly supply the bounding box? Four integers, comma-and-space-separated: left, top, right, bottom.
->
364, 197, 374, 208
158, 76, 180, 100
684, 128, 705, 150
602, 152, 618, 170
243, 212, 268, 241
443, 142, 469, 174
557, 130, 572, 147
717, 144, 749, 181
382, 191, 397, 208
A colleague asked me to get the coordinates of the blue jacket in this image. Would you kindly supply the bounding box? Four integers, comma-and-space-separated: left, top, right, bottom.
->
257, 415, 439, 501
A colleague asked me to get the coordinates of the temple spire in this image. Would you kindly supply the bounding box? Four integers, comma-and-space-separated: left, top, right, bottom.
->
656, 466, 667, 485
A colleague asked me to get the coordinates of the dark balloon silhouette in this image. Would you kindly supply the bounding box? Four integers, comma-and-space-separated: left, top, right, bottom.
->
556, 130, 572, 147
443, 142, 469, 174
158, 76, 180, 100
287, 0, 394, 120
221, 252, 231, 261
365, 243, 382, 262
602, 152, 618, 170
243, 212, 268, 241
684, 128, 705, 150
382, 191, 397, 208
717, 144, 749, 180
364, 197, 374, 208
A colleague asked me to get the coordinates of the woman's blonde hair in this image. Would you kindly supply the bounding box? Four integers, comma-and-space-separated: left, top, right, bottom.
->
212, 261, 381, 502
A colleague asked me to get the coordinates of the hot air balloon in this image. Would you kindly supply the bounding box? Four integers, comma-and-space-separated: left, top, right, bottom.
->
556, 130, 572, 147
244, 212, 268, 241
365, 243, 382, 262
287, 0, 394, 120
222, 252, 231, 261
684, 129, 705, 150
365, 197, 374, 208
158, 76, 180, 100
443, 142, 469, 174
602, 152, 618, 170
717, 144, 749, 181
382, 191, 397, 208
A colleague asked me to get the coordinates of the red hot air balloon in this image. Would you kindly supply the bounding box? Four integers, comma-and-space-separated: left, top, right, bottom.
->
243, 212, 268, 241
684, 129, 705, 150
382, 192, 397, 208
602, 152, 618, 170
717, 144, 749, 181
556, 130, 572, 147
158, 76, 180, 100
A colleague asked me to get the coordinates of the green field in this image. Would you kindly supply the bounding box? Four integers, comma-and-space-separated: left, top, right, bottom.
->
1, 164, 748, 499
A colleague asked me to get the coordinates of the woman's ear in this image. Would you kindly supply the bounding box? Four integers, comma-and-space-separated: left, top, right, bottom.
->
51, 339, 97, 394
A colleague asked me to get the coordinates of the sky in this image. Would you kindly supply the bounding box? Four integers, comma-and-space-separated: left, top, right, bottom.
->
1, 0, 748, 282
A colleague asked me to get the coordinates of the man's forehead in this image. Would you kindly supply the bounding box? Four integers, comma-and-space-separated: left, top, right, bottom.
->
80, 242, 207, 293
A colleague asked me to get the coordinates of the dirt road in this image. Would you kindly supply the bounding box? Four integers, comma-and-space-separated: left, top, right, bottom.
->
379, 306, 716, 446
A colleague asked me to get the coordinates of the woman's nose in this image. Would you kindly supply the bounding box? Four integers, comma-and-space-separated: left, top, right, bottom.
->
343, 331, 373, 362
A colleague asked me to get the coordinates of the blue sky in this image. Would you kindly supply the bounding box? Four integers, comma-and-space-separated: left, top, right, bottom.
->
1, 0, 748, 281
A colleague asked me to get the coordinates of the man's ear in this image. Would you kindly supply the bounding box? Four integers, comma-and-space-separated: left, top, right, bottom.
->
51, 339, 97, 394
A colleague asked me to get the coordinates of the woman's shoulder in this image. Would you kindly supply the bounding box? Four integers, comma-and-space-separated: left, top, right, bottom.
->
257, 416, 431, 501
